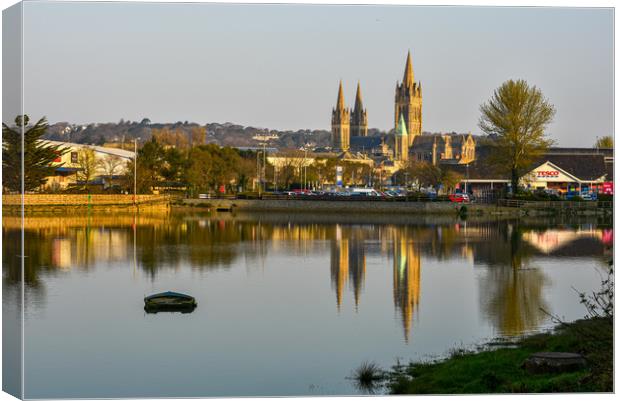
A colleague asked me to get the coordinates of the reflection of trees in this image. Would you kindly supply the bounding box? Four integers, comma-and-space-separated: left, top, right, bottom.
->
2, 228, 55, 306
478, 223, 549, 336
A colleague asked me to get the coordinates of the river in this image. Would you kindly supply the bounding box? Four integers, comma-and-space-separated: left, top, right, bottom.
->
2, 211, 612, 398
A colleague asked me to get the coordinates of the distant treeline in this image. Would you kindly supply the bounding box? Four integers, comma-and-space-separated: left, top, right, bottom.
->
43, 118, 381, 150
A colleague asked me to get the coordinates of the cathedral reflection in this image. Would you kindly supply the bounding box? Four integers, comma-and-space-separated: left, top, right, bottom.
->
391, 229, 421, 343
329, 225, 366, 310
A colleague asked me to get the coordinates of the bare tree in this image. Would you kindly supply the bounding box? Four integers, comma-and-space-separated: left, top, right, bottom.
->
76, 148, 98, 189
97, 154, 125, 189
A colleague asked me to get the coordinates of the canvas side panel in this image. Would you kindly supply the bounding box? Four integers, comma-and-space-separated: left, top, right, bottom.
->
2, 2, 24, 399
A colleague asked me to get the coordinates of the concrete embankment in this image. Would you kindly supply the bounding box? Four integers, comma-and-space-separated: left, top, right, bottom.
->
181, 198, 517, 215
2, 194, 170, 214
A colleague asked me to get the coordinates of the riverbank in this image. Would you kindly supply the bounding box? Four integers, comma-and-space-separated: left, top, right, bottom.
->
2, 194, 612, 219
383, 317, 612, 394
181, 198, 518, 216
180, 198, 613, 218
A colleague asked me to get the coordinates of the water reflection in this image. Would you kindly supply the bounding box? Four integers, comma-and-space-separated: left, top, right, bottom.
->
3, 212, 611, 341
391, 229, 421, 342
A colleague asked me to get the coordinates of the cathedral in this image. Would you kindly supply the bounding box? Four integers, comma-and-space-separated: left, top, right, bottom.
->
331, 51, 475, 167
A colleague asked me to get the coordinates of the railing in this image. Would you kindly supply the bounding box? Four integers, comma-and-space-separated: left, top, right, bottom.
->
497, 199, 612, 209
199, 194, 453, 202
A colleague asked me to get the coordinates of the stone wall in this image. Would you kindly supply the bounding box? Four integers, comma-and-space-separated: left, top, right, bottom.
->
182, 198, 507, 215
2, 194, 171, 214
2, 194, 170, 206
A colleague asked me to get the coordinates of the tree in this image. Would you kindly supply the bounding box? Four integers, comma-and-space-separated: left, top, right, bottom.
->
407, 161, 462, 193
479, 79, 555, 193
76, 148, 98, 188
124, 138, 166, 193
97, 154, 125, 188
409, 161, 442, 189
595, 136, 613, 149
2, 115, 68, 192
190, 126, 207, 147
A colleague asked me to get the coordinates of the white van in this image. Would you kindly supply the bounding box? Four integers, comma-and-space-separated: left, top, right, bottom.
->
350, 188, 382, 197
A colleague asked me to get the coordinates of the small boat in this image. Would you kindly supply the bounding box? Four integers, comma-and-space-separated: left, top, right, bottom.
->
144, 291, 197, 313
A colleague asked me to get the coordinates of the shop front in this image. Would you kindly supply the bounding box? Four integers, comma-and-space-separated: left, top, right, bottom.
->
521, 161, 606, 195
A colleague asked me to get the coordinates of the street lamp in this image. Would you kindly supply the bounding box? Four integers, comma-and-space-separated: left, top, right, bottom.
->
133, 138, 140, 206
465, 162, 470, 194
303, 149, 308, 191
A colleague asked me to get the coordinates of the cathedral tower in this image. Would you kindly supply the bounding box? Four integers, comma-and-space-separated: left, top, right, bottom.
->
394, 115, 409, 162
350, 82, 368, 137
394, 51, 422, 146
331, 80, 351, 152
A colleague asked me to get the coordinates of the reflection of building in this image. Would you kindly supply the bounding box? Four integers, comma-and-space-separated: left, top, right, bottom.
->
392, 234, 421, 342
330, 225, 367, 309
330, 236, 349, 309
348, 235, 366, 307
50, 229, 130, 269
523, 229, 605, 254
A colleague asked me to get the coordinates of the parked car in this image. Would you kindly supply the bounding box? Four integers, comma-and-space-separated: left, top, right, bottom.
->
581, 192, 597, 201
449, 193, 470, 203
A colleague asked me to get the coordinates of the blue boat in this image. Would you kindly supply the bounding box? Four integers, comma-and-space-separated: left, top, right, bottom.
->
144, 291, 197, 313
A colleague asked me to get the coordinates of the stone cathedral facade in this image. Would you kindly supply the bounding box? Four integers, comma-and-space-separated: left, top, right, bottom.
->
394, 51, 422, 147
330, 51, 475, 166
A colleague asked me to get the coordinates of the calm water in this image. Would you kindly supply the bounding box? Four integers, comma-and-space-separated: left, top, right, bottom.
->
3, 211, 612, 398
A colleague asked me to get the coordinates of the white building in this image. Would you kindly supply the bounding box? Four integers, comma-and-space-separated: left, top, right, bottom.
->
42, 140, 135, 189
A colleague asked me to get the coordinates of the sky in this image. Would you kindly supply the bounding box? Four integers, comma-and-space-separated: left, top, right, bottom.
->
13, 2, 614, 146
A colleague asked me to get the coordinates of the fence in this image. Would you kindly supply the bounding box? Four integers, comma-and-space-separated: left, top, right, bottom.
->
497, 199, 612, 209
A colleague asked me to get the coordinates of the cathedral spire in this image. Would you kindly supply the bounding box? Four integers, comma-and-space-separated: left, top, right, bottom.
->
354, 81, 363, 111
350, 81, 368, 137
403, 50, 414, 87
336, 80, 346, 110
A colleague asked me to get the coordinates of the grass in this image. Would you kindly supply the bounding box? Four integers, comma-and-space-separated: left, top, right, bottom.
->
351, 361, 385, 393
383, 317, 612, 394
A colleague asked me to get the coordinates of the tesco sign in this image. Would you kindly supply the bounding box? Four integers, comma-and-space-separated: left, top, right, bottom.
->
537, 170, 560, 178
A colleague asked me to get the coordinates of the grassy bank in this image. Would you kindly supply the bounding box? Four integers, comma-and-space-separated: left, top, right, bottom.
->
383, 317, 612, 394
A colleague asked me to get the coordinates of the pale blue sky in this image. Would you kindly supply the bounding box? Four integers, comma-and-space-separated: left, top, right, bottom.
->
20, 2, 613, 146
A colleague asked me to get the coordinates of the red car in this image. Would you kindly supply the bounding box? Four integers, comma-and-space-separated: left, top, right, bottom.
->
449, 193, 470, 203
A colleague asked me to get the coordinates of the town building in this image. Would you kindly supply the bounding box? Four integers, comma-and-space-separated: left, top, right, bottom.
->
449, 148, 613, 197
43, 140, 134, 190
411, 133, 476, 165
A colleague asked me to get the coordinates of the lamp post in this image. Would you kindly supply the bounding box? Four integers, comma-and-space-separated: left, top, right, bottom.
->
465, 162, 470, 194
133, 138, 139, 206
303, 149, 308, 191
262, 143, 267, 193
256, 150, 261, 197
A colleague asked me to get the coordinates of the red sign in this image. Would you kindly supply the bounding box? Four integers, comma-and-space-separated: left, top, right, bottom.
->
537, 170, 560, 178
602, 182, 613, 195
